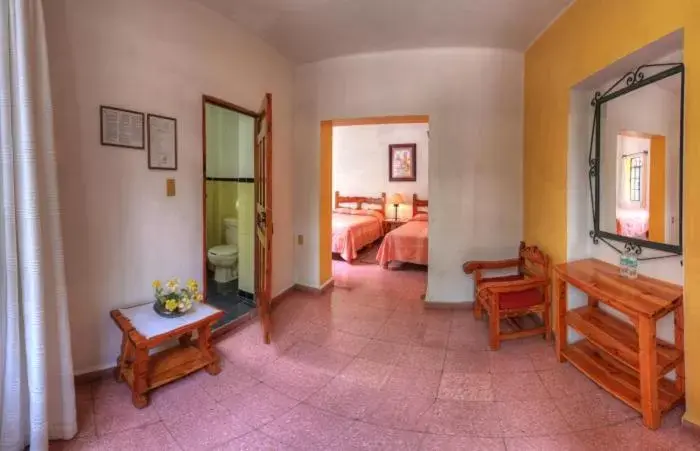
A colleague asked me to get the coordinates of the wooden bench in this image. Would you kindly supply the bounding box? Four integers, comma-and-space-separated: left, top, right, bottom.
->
110, 303, 224, 408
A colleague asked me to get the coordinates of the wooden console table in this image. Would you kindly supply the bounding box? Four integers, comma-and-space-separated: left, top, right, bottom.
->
553, 258, 684, 429
110, 303, 224, 408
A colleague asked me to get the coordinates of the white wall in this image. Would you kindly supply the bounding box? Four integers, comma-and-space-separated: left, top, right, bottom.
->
294, 48, 524, 301
43, 0, 295, 374
332, 123, 429, 220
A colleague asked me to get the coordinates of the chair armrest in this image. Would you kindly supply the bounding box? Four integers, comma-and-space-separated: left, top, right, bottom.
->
463, 258, 520, 274
481, 278, 549, 294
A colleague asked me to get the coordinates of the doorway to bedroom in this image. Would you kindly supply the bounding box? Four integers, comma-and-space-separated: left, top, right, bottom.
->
320, 115, 430, 294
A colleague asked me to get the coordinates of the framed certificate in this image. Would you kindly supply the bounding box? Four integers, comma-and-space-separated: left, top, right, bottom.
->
147, 114, 177, 170
100, 106, 145, 149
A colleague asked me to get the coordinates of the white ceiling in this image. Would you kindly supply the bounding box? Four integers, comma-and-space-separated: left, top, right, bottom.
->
192, 0, 575, 63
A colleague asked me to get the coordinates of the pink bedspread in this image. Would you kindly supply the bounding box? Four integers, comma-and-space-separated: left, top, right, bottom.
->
332, 213, 383, 262
377, 219, 428, 266
616, 209, 649, 238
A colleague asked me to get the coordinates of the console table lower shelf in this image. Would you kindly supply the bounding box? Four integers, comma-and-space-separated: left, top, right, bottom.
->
563, 340, 683, 415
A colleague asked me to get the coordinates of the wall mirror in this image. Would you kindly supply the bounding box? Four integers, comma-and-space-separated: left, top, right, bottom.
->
589, 63, 684, 255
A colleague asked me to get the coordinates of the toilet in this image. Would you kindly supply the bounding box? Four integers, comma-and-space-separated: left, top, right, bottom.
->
207, 217, 238, 283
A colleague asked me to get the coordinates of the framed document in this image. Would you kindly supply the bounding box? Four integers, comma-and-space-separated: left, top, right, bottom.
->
388, 143, 417, 182
100, 106, 145, 149
147, 114, 177, 170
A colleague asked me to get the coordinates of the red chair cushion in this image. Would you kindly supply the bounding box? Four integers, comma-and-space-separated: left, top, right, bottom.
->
498, 288, 543, 310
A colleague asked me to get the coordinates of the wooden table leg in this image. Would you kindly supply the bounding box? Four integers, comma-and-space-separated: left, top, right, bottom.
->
198, 324, 221, 375
674, 303, 685, 394
554, 272, 567, 362
115, 332, 129, 382
131, 346, 150, 408
639, 316, 660, 429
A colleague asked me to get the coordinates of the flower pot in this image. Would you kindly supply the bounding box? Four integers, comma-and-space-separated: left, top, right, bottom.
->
153, 301, 189, 318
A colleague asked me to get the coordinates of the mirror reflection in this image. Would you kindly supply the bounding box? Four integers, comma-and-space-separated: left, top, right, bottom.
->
598, 71, 682, 247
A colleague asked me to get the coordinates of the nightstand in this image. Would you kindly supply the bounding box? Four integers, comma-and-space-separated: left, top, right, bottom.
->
383, 218, 407, 234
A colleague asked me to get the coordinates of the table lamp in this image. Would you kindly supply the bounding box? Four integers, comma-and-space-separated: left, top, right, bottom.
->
389, 193, 404, 221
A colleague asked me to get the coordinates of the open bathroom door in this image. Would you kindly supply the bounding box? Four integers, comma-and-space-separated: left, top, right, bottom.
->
255, 93, 273, 344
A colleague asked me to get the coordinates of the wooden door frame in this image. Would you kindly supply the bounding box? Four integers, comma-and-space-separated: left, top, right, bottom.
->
319, 115, 429, 287
201, 95, 257, 312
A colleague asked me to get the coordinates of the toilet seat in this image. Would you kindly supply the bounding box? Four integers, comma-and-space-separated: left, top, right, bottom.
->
208, 244, 238, 256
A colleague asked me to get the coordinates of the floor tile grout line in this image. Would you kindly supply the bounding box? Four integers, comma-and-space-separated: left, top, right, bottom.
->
160, 419, 186, 451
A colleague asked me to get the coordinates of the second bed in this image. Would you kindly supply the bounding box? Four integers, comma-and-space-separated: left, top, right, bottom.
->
377, 194, 428, 268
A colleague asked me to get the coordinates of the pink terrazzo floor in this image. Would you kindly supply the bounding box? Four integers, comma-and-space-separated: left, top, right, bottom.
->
53, 261, 699, 450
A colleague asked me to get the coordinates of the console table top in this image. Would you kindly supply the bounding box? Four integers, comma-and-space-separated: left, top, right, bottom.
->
554, 258, 682, 319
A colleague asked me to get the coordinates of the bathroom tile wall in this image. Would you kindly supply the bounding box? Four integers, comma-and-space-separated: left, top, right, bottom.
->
237, 114, 255, 295
238, 114, 255, 177
205, 104, 239, 179
206, 181, 238, 249
237, 182, 255, 294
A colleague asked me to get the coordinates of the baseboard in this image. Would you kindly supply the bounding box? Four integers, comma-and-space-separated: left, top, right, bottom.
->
271, 285, 297, 306
320, 277, 335, 292
682, 414, 700, 436
294, 278, 334, 295
425, 301, 473, 310
237, 289, 254, 301
74, 366, 114, 386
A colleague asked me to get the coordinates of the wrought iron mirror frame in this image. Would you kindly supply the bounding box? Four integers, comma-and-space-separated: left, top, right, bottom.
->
589, 62, 685, 257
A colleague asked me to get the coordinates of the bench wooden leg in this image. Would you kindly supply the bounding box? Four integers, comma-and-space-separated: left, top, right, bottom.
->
131, 347, 149, 408
115, 333, 130, 382
198, 325, 221, 375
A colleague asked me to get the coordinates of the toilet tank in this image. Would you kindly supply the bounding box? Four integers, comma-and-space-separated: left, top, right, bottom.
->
223, 218, 238, 245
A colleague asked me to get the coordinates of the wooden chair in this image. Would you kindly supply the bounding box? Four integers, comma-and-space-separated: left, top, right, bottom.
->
463, 242, 551, 350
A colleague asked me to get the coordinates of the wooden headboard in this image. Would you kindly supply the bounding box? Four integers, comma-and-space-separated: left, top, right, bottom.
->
413, 194, 428, 217
335, 191, 386, 210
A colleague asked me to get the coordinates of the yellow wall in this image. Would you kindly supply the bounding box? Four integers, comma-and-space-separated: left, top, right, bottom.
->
648, 135, 667, 242
524, 0, 700, 424
237, 183, 255, 294
319, 121, 333, 286
206, 181, 238, 249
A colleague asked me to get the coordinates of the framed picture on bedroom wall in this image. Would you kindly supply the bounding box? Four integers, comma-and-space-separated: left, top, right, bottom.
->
388, 143, 417, 182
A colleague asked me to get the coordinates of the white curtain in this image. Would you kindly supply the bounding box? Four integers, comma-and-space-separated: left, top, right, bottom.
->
0, 1, 77, 450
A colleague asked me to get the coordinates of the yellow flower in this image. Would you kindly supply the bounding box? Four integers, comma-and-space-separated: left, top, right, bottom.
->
186, 279, 198, 290
166, 277, 179, 291
152, 280, 161, 289
165, 299, 179, 312
195, 292, 204, 302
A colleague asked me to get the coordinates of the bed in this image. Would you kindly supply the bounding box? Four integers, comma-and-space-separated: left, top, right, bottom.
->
377, 194, 428, 268
332, 191, 386, 262
616, 209, 649, 239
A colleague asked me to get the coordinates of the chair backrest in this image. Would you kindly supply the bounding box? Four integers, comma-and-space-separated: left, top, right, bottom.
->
518, 241, 550, 280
